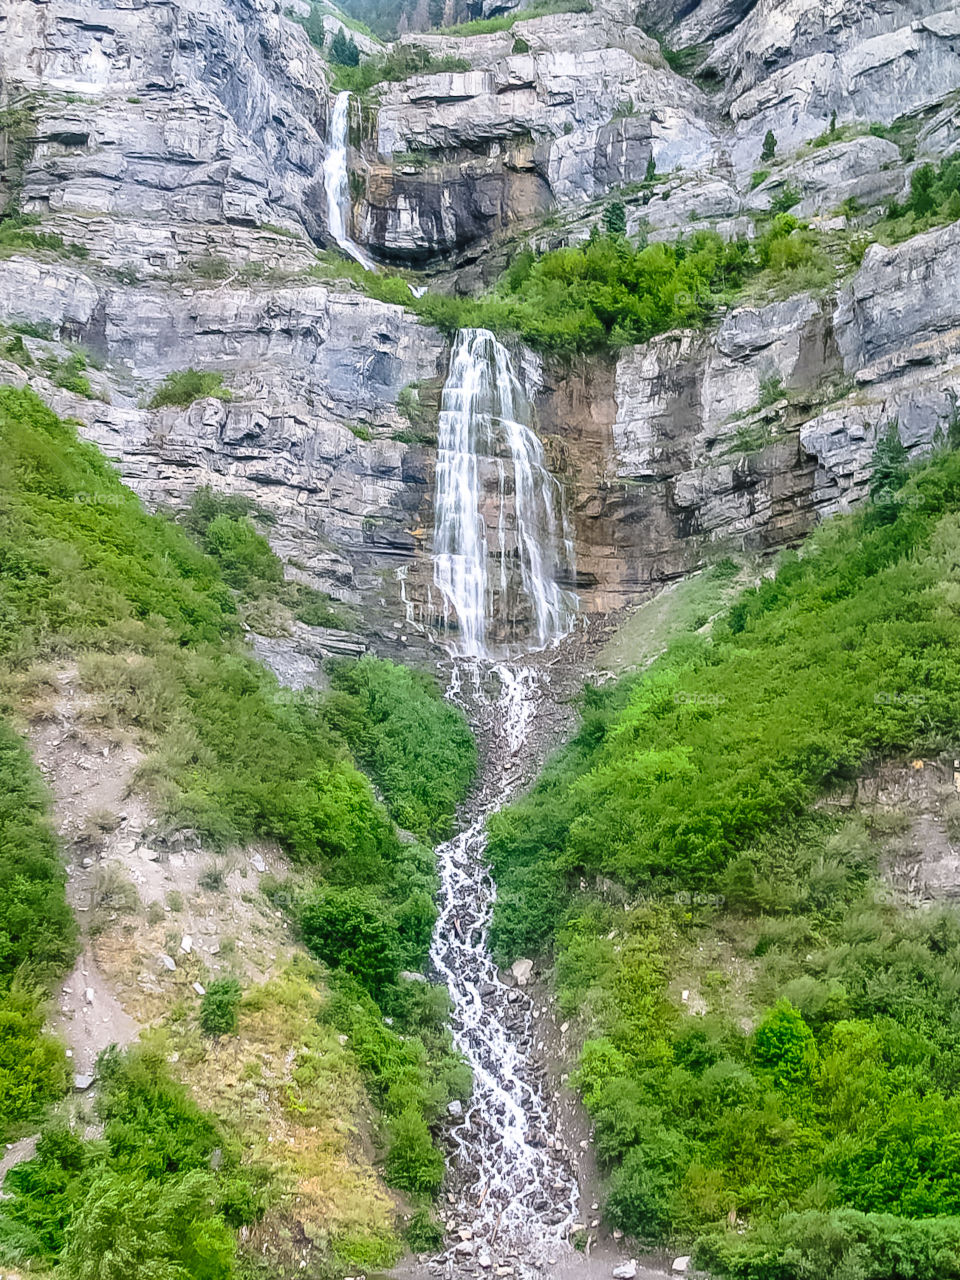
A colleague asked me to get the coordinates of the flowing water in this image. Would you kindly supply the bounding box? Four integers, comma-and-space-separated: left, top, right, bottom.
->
431, 664, 579, 1277
322, 91, 377, 271
427, 329, 581, 1276
433, 328, 576, 658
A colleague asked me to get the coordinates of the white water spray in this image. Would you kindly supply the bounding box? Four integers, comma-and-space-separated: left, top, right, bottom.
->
432, 664, 579, 1275
433, 328, 576, 657
427, 328, 581, 1275
322, 91, 377, 271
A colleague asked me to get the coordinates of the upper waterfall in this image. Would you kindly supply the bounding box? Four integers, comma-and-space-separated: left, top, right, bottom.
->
322, 91, 376, 271
432, 328, 576, 657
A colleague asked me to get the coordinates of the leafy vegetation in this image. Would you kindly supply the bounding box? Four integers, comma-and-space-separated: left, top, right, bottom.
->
0, 387, 474, 1258
199, 978, 242, 1036
148, 368, 231, 409
317, 216, 840, 359
324, 655, 476, 839
441, 0, 591, 36
0, 1048, 261, 1276
330, 43, 469, 94
487, 441, 960, 1264
0, 719, 76, 1139
0, 214, 88, 260
878, 155, 960, 243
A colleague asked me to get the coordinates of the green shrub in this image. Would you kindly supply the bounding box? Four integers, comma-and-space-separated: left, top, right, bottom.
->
323, 656, 476, 839
384, 1108, 445, 1194
329, 27, 360, 66
61, 1169, 235, 1280
0, 721, 76, 982
301, 887, 401, 995
695, 1209, 960, 1280
199, 979, 242, 1037
0, 986, 69, 1136
148, 370, 231, 409
332, 43, 469, 93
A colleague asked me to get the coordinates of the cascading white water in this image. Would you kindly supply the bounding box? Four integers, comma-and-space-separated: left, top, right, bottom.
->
322, 91, 377, 271
427, 329, 581, 1276
431, 664, 579, 1276
433, 328, 576, 657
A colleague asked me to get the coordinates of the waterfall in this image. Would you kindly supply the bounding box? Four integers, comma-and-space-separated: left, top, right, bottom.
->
322, 91, 377, 271
432, 328, 576, 656
431, 665, 579, 1275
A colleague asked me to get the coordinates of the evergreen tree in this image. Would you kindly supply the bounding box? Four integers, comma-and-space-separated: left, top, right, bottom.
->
329, 27, 360, 67
869, 420, 908, 510
428, 0, 444, 27
761, 129, 777, 162
644, 154, 657, 183
603, 200, 627, 238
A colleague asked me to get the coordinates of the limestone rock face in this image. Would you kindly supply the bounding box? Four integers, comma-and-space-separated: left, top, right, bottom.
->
360, 1, 721, 260
1, 0, 337, 267
0, 253, 445, 633
548, 221, 960, 612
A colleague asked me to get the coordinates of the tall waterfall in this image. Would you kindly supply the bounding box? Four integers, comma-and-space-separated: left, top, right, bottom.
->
432, 328, 576, 656
322, 91, 376, 271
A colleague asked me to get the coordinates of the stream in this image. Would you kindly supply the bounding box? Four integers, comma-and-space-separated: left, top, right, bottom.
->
429, 662, 580, 1278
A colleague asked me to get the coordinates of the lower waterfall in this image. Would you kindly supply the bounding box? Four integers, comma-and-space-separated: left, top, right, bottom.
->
322, 91, 377, 271
427, 328, 581, 1276
431, 664, 580, 1277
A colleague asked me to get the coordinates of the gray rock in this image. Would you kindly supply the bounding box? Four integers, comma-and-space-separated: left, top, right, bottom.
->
73, 1074, 95, 1091
510, 958, 534, 986
612, 1262, 637, 1279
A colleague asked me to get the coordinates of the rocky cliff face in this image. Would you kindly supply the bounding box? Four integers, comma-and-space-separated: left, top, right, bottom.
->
2, 0, 960, 655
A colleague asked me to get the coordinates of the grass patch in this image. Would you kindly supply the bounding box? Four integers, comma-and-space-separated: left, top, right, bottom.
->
148, 369, 232, 409
441, 0, 591, 36
331, 44, 469, 94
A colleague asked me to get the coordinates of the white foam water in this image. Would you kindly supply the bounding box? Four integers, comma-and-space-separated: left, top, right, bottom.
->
432, 328, 576, 658
431, 663, 579, 1277
322, 91, 377, 271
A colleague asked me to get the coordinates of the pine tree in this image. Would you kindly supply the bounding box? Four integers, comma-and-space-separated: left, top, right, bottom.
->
761, 129, 777, 162
644, 154, 657, 183
603, 201, 627, 237
330, 27, 360, 67
869, 420, 908, 508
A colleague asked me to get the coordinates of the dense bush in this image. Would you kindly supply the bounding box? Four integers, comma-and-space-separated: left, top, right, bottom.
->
0, 719, 75, 1138
883, 155, 960, 242
332, 43, 468, 93
0, 1049, 257, 1274
0, 722, 76, 980
695, 1209, 960, 1280
199, 979, 242, 1037
0, 985, 69, 1138
0, 387, 475, 1263
384, 1108, 445, 1194
324, 656, 476, 838
301, 887, 401, 995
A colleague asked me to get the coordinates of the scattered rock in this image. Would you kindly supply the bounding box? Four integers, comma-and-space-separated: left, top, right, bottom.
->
399, 969, 428, 982
478, 1252, 493, 1269
447, 1099, 463, 1117
159, 953, 177, 971
192, 981, 206, 996
73, 1074, 95, 1091
84, 987, 94, 1005
180, 934, 193, 954
612, 1263, 637, 1279
250, 852, 267, 873
672, 1259, 691, 1274
510, 957, 534, 986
